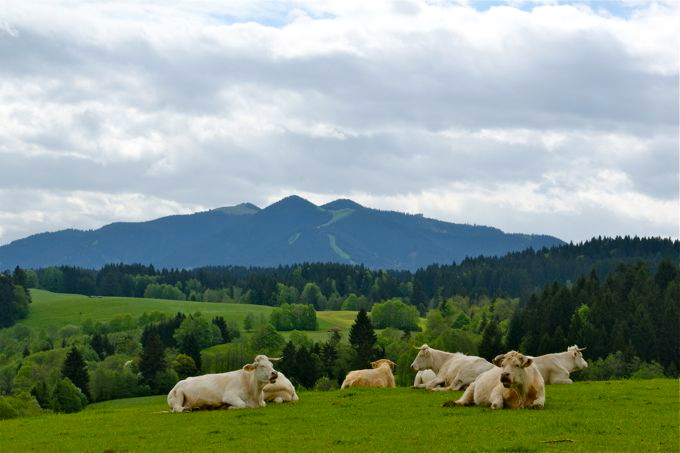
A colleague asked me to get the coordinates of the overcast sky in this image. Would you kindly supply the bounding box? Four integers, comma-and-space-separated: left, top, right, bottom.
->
0, 0, 678, 246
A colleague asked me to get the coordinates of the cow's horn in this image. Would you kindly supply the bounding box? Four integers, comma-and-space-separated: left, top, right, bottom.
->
577, 347, 587, 351
414, 344, 428, 350
269, 357, 282, 362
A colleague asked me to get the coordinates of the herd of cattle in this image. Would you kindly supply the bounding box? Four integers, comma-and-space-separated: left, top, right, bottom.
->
166, 345, 588, 412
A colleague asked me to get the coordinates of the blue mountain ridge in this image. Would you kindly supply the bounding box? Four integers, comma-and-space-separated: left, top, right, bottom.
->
0, 195, 564, 271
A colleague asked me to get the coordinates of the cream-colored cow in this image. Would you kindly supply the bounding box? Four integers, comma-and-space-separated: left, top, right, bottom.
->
532, 345, 587, 384
450, 351, 545, 410
410, 344, 493, 391
263, 372, 299, 403
167, 355, 279, 412
341, 359, 396, 389
413, 369, 437, 388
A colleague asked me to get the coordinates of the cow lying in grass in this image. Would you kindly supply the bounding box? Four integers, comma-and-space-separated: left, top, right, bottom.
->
413, 369, 437, 388
532, 345, 587, 384
341, 359, 396, 389
167, 355, 279, 412
411, 344, 493, 391
263, 372, 299, 403
446, 351, 545, 410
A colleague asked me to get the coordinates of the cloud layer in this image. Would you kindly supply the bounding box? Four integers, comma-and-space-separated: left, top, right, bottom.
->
0, 0, 677, 245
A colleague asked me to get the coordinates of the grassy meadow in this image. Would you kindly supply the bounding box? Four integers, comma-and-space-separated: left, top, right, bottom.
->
1, 379, 677, 452
20, 290, 357, 338
20, 290, 275, 331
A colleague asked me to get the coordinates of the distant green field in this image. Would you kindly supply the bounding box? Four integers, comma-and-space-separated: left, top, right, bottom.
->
20, 290, 357, 335
0, 380, 677, 452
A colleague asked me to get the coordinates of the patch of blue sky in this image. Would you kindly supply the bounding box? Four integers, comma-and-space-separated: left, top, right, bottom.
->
468, 0, 639, 18
208, 8, 336, 28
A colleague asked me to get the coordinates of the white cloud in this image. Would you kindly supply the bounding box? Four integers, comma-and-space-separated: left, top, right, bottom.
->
0, 0, 677, 246
0, 189, 206, 245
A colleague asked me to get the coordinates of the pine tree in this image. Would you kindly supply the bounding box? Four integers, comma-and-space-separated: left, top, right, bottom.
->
180, 333, 202, 371
61, 346, 90, 400
90, 333, 114, 360
478, 318, 504, 360
279, 341, 298, 381
295, 346, 319, 389
320, 341, 338, 378
212, 316, 231, 343
349, 309, 377, 369
139, 332, 166, 387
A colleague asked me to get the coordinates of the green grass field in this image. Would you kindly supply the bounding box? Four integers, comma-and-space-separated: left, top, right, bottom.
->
0, 380, 677, 452
20, 290, 357, 336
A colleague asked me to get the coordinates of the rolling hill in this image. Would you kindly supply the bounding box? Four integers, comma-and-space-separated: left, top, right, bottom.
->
0, 195, 563, 271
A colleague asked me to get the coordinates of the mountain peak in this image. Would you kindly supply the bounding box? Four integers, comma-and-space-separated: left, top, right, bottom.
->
322, 198, 364, 210
266, 195, 318, 210
214, 203, 260, 215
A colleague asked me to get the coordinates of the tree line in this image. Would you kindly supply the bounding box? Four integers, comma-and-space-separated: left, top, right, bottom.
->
23, 236, 678, 315
0, 267, 31, 328
505, 260, 679, 374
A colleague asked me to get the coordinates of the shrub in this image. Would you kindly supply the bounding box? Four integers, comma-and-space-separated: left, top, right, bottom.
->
314, 376, 338, 391
51, 378, 87, 413
0, 398, 19, 420
270, 304, 318, 331
172, 354, 198, 379
576, 352, 667, 381
371, 299, 420, 332
630, 362, 666, 379
152, 368, 179, 394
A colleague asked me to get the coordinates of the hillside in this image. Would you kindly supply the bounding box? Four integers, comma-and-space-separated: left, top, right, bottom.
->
0, 195, 563, 271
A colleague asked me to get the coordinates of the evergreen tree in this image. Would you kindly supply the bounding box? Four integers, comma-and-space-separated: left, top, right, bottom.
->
61, 346, 90, 400
139, 332, 166, 388
90, 333, 114, 360
31, 380, 51, 409
320, 341, 338, 379
212, 316, 231, 343
180, 333, 202, 371
478, 318, 504, 360
278, 341, 298, 382
295, 346, 319, 389
349, 309, 377, 369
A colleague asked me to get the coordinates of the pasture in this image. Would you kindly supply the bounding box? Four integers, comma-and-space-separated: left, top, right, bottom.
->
19, 290, 357, 338
1, 379, 677, 452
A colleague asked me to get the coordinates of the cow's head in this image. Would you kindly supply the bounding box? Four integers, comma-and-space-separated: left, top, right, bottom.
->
371, 359, 397, 370
410, 344, 431, 370
567, 345, 588, 370
493, 351, 533, 389
243, 355, 280, 384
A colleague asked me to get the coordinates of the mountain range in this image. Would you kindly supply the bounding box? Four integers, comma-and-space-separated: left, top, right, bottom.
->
0, 195, 564, 271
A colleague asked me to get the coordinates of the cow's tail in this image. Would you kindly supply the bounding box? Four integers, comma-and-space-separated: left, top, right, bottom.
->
167, 387, 185, 412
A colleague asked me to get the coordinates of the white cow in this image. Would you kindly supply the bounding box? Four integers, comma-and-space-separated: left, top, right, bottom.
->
263, 372, 299, 403
531, 345, 587, 384
413, 369, 437, 388
410, 344, 493, 391
167, 355, 279, 412
341, 359, 396, 389
451, 350, 545, 410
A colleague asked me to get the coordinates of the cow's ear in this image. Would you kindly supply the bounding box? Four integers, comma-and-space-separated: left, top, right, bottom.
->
243, 363, 256, 371
522, 357, 533, 368
492, 354, 505, 367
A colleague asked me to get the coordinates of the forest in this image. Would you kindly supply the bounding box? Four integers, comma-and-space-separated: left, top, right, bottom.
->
0, 236, 677, 418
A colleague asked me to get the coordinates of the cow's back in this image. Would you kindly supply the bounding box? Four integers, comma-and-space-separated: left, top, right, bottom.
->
169, 370, 245, 410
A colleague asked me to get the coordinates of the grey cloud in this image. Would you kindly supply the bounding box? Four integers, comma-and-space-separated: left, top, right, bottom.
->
0, 2, 676, 244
